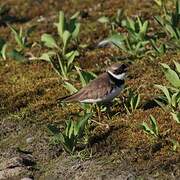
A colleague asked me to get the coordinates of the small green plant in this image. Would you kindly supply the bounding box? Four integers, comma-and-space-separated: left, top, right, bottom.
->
48, 51, 79, 80
155, 84, 180, 110
141, 115, 159, 138
122, 17, 149, 42
171, 111, 180, 124
0, 37, 7, 60
161, 62, 180, 88
150, 39, 166, 56
155, 62, 180, 111
40, 11, 80, 79
155, 62, 180, 117
154, 0, 180, 47
48, 112, 92, 154
124, 88, 141, 114
8, 24, 36, 61
98, 17, 149, 57
54, 11, 80, 54
98, 9, 124, 31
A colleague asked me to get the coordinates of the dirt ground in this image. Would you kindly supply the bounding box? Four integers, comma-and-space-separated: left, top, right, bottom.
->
0, 0, 179, 179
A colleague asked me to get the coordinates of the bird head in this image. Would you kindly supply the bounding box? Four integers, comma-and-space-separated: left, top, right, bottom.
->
107, 63, 129, 80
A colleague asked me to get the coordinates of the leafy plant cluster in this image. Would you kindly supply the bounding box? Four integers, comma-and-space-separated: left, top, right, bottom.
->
40, 11, 80, 80
141, 61, 179, 151
0, 11, 81, 80
141, 115, 159, 138
154, 0, 180, 45
123, 88, 141, 115
48, 112, 92, 154
155, 61, 180, 124
98, 0, 179, 58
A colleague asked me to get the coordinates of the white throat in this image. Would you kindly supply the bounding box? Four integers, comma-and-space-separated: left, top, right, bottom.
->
107, 70, 126, 80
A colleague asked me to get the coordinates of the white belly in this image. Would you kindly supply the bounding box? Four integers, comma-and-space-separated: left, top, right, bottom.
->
80, 86, 124, 103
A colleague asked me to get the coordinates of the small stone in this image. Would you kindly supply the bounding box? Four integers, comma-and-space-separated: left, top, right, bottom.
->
26, 137, 33, 144
21, 177, 33, 180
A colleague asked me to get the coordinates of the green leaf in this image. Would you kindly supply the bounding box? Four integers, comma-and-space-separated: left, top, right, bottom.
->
8, 25, 25, 50
98, 16, 110, 23
8, 49, 26, 62
154, 98, 166, 109
65, 119, 72, 137
41, 33, 58, 49
126, 17, 135, 31
149, 115, 158, 136
1, 43, 7, 60
63, 81, 78, 94
80, 71, 96, 86
75, 66, 86, 87
151, 40, 161, 53
72, 23, 80, 39
161, 63, 180, 88
141, 122, 155, 136
66, 50, 79, 68
75, 66, 96, 87
155, 85, 171, 105
154, 0, 162, 7
134, 94, 140, 110
174, 61, 180, 73
73, 123, 79, 136
77, 113, 92, 137
98, 33, 125, 48
140, 20, 148, 38
68, 121, 74, 139
159, 44, 166, 54
62, 30, 71, 54
171, 91, 180, 108
165, 24, 178, 39
39, 51, 56, 61
55, 54, 67, 79
171, 112, 180, 123
70, 11, 80, 19
55, 11, 65, 38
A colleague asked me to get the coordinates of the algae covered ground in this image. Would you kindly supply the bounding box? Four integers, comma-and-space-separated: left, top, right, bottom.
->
0, 0, 179, 179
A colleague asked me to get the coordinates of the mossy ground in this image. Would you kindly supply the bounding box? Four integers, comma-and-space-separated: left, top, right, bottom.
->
0, 0, 179, 179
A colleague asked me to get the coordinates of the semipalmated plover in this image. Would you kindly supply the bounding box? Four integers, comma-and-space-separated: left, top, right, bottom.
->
60, 63, 128, 104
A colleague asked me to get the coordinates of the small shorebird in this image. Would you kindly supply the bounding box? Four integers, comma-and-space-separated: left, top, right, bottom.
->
60, 63, 128, 128
60, 63, 128, 104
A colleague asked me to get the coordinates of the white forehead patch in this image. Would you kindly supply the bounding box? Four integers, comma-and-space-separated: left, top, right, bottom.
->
108, 71, 126, 80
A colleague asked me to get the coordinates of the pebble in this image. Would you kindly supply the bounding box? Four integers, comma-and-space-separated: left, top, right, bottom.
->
26, 137, 33, 144
21, 178, 33, 180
